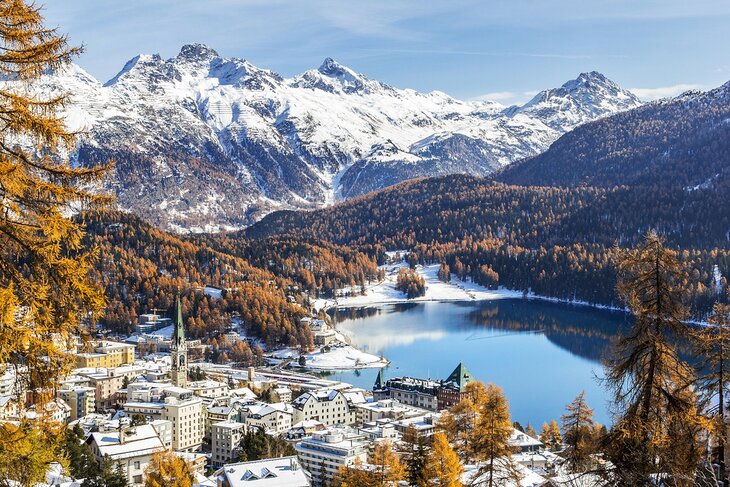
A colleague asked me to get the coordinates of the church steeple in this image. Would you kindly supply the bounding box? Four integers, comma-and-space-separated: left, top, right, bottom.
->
172, 294, 185, 347
170, 294, 188, 388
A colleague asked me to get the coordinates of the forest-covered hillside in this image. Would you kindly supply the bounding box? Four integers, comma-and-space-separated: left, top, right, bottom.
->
244, 174, 729, 317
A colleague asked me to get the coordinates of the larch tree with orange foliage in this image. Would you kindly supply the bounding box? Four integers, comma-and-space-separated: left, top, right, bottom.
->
472, 383, 521, 487
369, 440, 406, 487
0, 0, 110, 485
423, 432, 463, 487
694, 300, 730, 485
144, 451, 194, 487
438, 380, 488, 462
604, 232, 706, 486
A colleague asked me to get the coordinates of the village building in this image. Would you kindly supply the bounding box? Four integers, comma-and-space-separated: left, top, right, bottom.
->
59, 386, 96, 421
372, 362, 475, 411
286, 420, 327, 441
78, 365, 146, 411
188, 379, 230, 399
206, 401, 243, 443
136, 313, 172, 334
302, 318, 337, 346
75, 341, 136, 368
240, 401, 294, 434
211, 457, 310, 487
353, 398, 429, 424
211, 421, 246, 467
87, 423, 165, 486
124, 385, 204, 451
437, 362, 475, 409
291, 389, 358, 426
295, 428, 368, 486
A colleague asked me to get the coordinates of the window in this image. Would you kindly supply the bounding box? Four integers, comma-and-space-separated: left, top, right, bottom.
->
133, 475, 143, 484
134, 461, 140, 470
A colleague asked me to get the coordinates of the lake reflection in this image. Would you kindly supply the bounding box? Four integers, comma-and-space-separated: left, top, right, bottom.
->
328, 299, 633, 427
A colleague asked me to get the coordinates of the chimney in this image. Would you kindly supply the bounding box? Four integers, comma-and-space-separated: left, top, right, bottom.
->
118, 422, 125, 445
248, 367, 255, 381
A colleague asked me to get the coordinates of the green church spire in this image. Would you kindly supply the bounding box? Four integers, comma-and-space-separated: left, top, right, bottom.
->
172, 294, 185, 348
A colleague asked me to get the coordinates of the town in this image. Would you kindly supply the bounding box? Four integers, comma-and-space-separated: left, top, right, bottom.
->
2, 1, 729, 486
0, 297, 569, 487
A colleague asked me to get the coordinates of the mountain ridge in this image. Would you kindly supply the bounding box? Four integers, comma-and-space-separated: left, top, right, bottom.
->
41, 43, 642, 231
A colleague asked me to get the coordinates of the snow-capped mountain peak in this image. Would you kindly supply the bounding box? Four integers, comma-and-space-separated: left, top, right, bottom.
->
290, 57, 385, 95
508, 71, 642, 131
33, 44, 646, 231
176, 43, 220, 63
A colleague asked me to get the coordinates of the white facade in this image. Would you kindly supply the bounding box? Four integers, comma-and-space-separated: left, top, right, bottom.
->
189, 379, 229, 399
240, 401, 293, 434
295, 428, 368, 486
291, 390, 356, 426
211, 421, 246, 467
87, 424, 165, 487
124, 385, 204, 451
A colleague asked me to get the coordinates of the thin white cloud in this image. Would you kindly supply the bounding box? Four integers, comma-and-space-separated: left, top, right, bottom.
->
472, 89, 542, 105
472, 91, 516, 102
355, 48, 593, 60
630, 84, 704, 101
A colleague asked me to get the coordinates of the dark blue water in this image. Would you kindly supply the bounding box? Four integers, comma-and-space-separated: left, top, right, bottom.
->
326, 299, 632, 428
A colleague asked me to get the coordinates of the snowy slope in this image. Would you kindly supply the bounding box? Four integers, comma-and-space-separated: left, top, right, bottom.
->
39, 44, 642, 231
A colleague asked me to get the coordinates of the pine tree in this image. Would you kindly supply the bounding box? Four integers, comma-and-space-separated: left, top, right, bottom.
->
60, 424, 94, 479
561, 391, 594, 471
85, 455, 127, 487
604, 232, 704, 486
473, 383, 521, 487
144, 451, 193, 487
423, 432, 462, 487
694, 301, 730, 484
400, 425, 429, 486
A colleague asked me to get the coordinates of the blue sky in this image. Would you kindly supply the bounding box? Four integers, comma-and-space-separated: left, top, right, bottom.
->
44, 0, 730, 105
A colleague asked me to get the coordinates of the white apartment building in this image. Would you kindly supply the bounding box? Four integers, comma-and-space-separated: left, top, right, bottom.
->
188, 379, 229, 399
206, 402, 242, 442
353, 398, 428, 424
150, 419, 173, 450
295, 428, 368, 486
240, 401, 293, 434
0, 365, 26, 398
124, 385, 204, 451
291, 389, 357, 426
87, 423, 165, 487
211, 421, 246, 467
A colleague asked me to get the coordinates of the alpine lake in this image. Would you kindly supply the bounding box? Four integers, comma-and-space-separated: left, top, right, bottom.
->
322, 299, 653, 427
